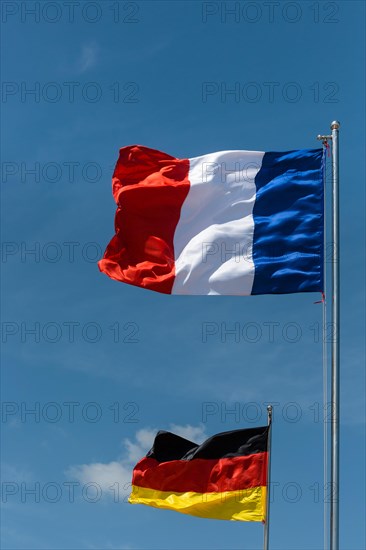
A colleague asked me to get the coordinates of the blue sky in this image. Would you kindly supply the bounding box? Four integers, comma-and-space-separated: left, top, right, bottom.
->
1, 1, 365, 549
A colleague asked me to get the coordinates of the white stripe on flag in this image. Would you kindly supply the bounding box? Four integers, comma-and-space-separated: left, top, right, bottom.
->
172, 150, 265, 295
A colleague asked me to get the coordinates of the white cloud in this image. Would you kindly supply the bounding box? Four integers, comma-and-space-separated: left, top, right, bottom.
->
68, 461, 131, 494
78, 43, 98, 72
67, 424, 207, 500
169, 423, 206, 444
123, 424, 206, 464
124, 427, 156, 463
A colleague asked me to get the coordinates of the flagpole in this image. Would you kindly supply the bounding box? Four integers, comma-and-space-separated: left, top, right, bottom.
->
263, 405, 273, 550
330, 121, 340, 550
317, 121, 340, 550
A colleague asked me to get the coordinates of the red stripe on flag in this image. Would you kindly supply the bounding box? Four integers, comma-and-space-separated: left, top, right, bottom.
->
132, 452, 268, 494
98, 145, 190, 294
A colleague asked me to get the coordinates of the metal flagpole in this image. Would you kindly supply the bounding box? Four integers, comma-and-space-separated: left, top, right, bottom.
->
263, 405, 273, 550
317, 121, 340, 550
330, 121, 340, 550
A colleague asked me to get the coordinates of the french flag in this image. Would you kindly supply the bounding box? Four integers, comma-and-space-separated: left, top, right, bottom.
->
98, 146, 324, 295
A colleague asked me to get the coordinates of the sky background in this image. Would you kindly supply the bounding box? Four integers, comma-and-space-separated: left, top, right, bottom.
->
1, 1, 365, 549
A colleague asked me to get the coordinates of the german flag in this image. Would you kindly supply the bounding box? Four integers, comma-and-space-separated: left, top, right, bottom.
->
129, 426, 268, 521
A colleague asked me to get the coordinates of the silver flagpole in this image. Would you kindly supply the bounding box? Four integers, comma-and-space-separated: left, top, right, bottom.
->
263, 405, 273, 550
330, 121, 340, 550
317, 121, 340, 550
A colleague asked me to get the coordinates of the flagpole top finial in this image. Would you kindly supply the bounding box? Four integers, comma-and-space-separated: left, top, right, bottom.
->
331, 120, 340, 130
267, 405, 273, 425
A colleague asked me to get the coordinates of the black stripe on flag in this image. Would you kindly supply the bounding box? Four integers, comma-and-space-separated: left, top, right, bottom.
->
146, 427, 268, 463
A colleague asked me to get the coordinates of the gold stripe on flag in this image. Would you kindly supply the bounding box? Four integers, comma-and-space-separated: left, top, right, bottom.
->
129, 485, 266, 522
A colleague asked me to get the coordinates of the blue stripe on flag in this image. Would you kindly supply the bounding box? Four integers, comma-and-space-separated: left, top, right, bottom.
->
251, 149, 324, 295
